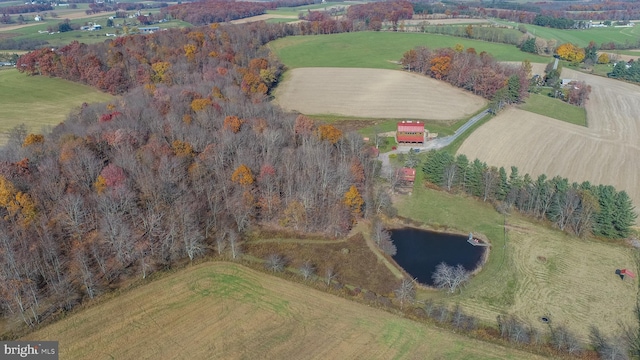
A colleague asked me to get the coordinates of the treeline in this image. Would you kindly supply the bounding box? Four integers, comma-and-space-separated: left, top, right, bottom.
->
532, 15, 574, 29
608, 60, 640, 83
161, 0, 268, 26
3, 21, 378, 327
17, 23, 286, 96
346, 0, 413, 30
423, 151, 636, 239
400, 46, 529, 105
0, 3, 52, 15
0, 38, 48, 51
16, 19, 359, 91
420, 25, 522, 46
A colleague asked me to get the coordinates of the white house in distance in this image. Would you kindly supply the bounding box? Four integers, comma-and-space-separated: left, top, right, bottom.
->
34, 15, 42, 21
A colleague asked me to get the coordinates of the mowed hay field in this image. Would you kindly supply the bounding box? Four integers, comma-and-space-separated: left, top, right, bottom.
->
398, 183, 637, 340
0, 70, 113, 142
24, 262, 544, 360
458, 68, 640, 209
274, 68, 487, 120
459, 216, 636, 339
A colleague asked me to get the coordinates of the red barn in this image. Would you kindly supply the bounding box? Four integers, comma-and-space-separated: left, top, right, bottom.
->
397, 121, 425, 145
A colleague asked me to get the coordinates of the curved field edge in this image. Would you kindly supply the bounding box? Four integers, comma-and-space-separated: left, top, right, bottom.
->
0, 70, 114, 142
457, 68, 640, 210
273, 68, 487, 121
23, 262, 544, 360
268, 31, 549, 70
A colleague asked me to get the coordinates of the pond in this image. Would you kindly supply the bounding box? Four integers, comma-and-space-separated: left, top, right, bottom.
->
390, 228, 487, 286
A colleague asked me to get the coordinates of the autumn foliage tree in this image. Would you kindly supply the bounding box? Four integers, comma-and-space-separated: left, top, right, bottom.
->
4, 21, 377, 327
317, 125, 343, 144
232, 164, 255, 186
556, 43, 586, 63
344, 185, 364, 219
402, 46, 529, 104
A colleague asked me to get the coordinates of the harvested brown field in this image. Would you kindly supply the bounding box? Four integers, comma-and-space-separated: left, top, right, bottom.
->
24, 262, 545, 360
457, 68, 640, 209
273, 67, 487, 121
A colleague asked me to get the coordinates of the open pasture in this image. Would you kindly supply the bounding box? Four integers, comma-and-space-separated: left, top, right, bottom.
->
0, 70, 113, 141
273, 67, 487, 120
496, 20, 640, 48
458, 68, 640, 209
269, 32, 549, 70
24, 262, 544, 360
518, 93, 587, 126
397, 177, 637, 340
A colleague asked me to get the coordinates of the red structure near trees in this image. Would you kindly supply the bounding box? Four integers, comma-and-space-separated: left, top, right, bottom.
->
397, 167, 416, 183
396, 120, 425, 145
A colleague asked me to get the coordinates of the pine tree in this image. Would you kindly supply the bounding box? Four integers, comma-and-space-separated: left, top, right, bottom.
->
613, 191, 636, 238
592, 185, 617, 237
422, 151, 454, 187
496, 167, 509, 201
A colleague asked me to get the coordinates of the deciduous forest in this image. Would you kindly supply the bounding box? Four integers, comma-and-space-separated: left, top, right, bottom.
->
2, 21, 380, 328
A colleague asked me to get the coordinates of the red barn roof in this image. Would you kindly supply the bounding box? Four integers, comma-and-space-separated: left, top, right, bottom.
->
397, 121, 425, 143
397, 121, 425, 133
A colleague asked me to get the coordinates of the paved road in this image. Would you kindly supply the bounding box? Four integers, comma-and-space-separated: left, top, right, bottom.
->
378, 109, 490, 175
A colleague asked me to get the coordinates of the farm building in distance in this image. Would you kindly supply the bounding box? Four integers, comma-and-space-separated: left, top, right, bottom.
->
396, 120, 425, 145
139, 26, 160, 34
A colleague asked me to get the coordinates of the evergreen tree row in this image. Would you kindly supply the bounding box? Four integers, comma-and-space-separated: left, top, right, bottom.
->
422, 150, 636, 238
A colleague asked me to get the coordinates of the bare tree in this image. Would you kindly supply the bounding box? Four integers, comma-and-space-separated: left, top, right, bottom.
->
228, 230, 242, 260
299, 261, 315, 280
372, 218, 396, 255
394, 278, 416, 309
265, 254, 286, 273
444, 163, 457, 191
432, 263, 470, 294
551, 325, 582, 355
325, 266, 337, 286
215, 230, 227, 256
591, 325, 629, 360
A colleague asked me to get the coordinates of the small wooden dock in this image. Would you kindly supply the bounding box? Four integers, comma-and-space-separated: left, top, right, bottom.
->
467, 233, 490, 247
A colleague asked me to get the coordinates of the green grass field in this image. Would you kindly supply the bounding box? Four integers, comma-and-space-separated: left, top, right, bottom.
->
269, 32, 549, 69
23, 262, 544, 360
1, 16, 190, 48
396, 171, 637, 339
496, 20, 640, 48
519, 93, 587, 126
0, 69, 113, 140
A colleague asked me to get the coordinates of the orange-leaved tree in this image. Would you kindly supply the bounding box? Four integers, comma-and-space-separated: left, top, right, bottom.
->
343, 185, 364, 218
597, 53, 610, 64
223, 115, 244, 133
317, 125, 342, 144
556, 43, 585, 63
430, 55, 451, 80
190, 98, 212, 112
0, 175, 36, 225
23, 134, 44, 147
172, 140, 194, 157
232, 164, 254, 185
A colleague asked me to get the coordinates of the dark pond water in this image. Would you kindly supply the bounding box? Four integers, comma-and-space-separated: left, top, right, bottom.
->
390, 228, 486, 286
